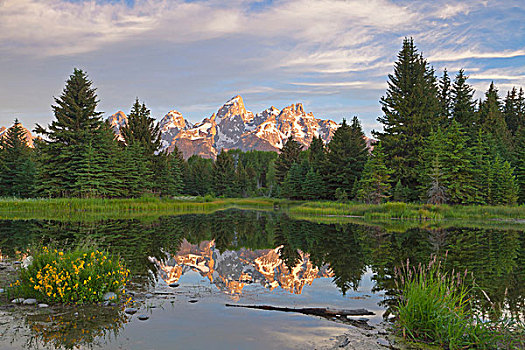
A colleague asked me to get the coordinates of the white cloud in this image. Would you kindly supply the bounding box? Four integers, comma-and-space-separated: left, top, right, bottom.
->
429, 49, 525, 62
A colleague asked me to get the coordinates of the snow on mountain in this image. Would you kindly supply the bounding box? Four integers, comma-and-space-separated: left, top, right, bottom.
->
109, 95, 363, 159
107, 111, 127, 141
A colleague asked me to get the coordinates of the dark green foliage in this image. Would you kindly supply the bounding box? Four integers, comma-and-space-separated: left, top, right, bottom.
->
120, 98, 161, 157
392, 180, 410, 203
479, 83, 512, 158
504, 87, 525, 136
34, 69, 115, 197
184, 155, 213, 196
119, 143, 153, 197
356, 143, 391, 204
334, 188, 348, 202
488, 156, 518, 205
0, 120, 36, 197
302, 168, 324, 200
281, 162, 308, 199
374, 38, 442, 199
274, 137, 303, 184
308, 136, 325, 170
213, 150, 236, 196
438, 69, 452, 120
451, 69, 477, 129
153, 146, 184, 197
325, 117, 368, 198
514, 128, 525, 204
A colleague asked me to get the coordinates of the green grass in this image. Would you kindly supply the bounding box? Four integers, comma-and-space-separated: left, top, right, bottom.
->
0, 196, 276, 221
393, 256, 524, 349
9, 245, 129, 304
289, 200, 525, 221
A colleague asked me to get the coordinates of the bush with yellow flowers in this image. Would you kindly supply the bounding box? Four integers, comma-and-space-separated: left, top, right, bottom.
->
11, 246, 129, 304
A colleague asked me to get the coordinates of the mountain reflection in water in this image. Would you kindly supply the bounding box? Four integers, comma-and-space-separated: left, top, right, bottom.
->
150, 239, 333, 298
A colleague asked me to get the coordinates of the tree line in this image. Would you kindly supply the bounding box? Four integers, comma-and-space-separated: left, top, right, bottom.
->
0, 38, 523, 204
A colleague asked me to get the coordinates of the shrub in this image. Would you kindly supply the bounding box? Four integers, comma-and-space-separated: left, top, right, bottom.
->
11, 246, 129, 304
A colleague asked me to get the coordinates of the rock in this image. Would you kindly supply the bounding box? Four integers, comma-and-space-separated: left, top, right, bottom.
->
124, 308, 138, 315
13, 261, 21, 265
145, 293, 153, 299
377, 338, 389, 347
11, 298, 24, 304
103, 292, 117, 301
23, 298, 37, 305
168, 283, 179, 288
22, 256, 33, 268
137, 314, 149, 321
38, 304, 49, 308
188, 299, 198, 303
0, 288, 4, 293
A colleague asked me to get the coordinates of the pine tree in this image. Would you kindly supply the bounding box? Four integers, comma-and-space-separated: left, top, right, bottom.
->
479, 82, 512, 158
470, 129, 492, 205
356, 143, 391, 204
451, 69, 477, 129
119, 143, 153, 197
213, 150, 236, 197
120, 98, 161, 157
34, 69, 113, 197
274, 137, 303, 184
374, 38, 442, 200
308, 136, 325, 170
235, 161, 248, 197
0, 120, 36, 197
325, 117, 368, 198
184, 155, 213, 196
153, 147, 184, 197
302, 167, 324, 200
426, 156, 447, 205
392, 180, 409, 202
514, 127, 525, 204
489, 156, 518, 205
281, 162, 304, 199
439, 69, 452, 120
504, 87, 524, 136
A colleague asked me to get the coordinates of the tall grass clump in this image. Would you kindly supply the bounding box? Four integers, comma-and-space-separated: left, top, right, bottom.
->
393, 256, 524, 349
10, 246, 129, 304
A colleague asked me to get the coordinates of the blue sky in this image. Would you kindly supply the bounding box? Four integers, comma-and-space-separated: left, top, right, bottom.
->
1, 0, 524, 136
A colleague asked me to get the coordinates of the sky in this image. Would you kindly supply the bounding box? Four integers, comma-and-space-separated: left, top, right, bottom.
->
0, 0, 524, 136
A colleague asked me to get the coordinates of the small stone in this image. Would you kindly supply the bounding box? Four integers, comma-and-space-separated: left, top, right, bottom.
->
377, 338, 389, 347
11, 298, 24, 304
74, 312, 79, 316
188, 299, 198, 303
23, 298, 37, 305
38, 304, 49, 308
137, 314, 149, 321
13, 261, 21, 265
22, 256, 33, 268
168, 283, 179, 288
124, 307, 138, 315
0, 288, 4, 293
145, 293, 153, 299
103, 292, 117, 301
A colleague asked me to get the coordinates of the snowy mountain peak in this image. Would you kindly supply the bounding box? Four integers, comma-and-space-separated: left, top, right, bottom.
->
160, 110, 192, 132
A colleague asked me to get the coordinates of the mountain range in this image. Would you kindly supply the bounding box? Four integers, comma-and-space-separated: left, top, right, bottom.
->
109, 95, 357, 159
2, 95, 371, 159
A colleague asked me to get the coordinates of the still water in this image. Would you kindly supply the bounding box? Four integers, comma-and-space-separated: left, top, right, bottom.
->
0, 209, 523, 349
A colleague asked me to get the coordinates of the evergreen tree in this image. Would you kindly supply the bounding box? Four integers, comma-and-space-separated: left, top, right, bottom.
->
274, 137, 303, 184
514, 128, 525, 204
374, 38, 442, 200
34, 69, 111, 197
302, 168, 324, 200
120, 98, 161, 157
235, 161, 248, 197
504, 87, 524, 136
0, 120, 36, 197
479, 82, 512, 158
392, 180, 410, 202
451, 69, 477, 129
325, 117, 368, 198
470, 129, 493, 205
119, 143, 153, 197
308, 136, 325, 170
356, 143, 391, 204
153, 147, 184, 197
281, 162, 304, 199
439, 69, 452, 120
426, 156, 447, 205
488, 156, 518, 205
184, 155, 213, 196
213, 150, 236, 197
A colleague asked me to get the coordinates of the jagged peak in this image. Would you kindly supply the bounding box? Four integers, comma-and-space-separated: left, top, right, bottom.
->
108, 111, 127, 128
216, 95, 248, 122
281, 103, 305, 116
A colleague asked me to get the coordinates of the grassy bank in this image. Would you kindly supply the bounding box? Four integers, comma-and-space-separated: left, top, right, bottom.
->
0, 197, 275, 221
289, 201, 525, 221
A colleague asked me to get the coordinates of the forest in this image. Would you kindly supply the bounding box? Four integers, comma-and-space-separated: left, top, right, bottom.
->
0, 38, 524, 206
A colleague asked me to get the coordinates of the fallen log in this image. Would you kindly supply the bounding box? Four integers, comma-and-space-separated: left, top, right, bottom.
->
225, 304, 374, 317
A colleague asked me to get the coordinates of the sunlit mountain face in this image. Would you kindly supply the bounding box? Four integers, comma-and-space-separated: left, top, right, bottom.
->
150, 239, 333, 298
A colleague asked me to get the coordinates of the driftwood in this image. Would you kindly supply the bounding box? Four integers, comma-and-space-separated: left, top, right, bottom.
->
225, 304, 374, 317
